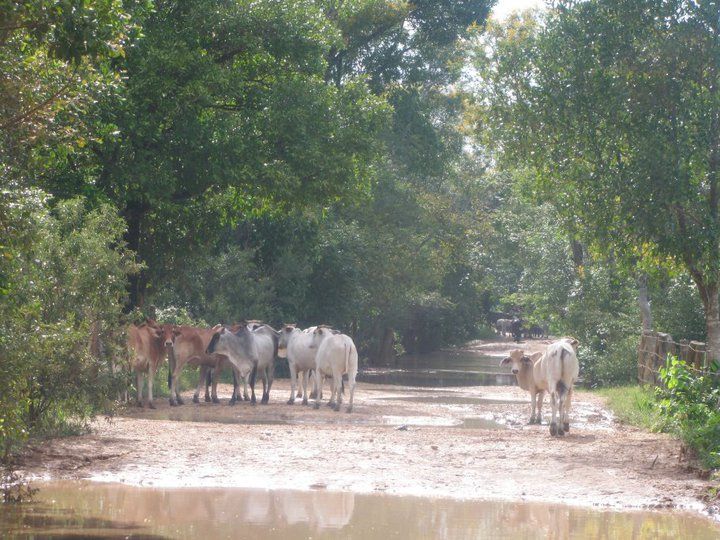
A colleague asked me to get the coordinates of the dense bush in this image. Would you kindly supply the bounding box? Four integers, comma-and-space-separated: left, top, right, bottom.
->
0, 193, 137, 459
657, 357, 720, 469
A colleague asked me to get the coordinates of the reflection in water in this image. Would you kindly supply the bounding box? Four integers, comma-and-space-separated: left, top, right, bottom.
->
1, 482, 719, 539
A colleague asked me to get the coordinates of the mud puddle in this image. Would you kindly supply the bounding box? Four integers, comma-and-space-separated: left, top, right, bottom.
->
3, 482, 719, 539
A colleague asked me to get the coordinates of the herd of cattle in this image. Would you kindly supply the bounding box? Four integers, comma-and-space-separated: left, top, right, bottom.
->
127, 320, 358, 413
494, 317, 549, 342
128, 319, 579, 437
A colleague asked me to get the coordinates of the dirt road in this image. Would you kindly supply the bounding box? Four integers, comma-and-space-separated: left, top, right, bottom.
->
19, 339, 715, 515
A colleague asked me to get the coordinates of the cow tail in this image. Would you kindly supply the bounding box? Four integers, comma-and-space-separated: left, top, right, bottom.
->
342, 343, 350, 395
167, 349, 175, 389
556, 349, 567, 398
249, 361, 258, 390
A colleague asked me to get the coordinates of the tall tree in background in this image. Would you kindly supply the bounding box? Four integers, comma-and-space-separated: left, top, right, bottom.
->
475, 1, 720, 360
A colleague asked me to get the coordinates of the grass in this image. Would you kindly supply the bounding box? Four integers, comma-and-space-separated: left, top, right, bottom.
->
595, 385, 662, 430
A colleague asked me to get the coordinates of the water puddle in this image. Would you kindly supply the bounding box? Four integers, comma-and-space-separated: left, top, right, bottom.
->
457, 416, 510, 430
2, 482, 718, 539
373, 395, 525, 405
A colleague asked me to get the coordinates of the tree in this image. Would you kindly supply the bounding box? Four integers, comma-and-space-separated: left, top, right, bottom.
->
474, 2, 720, 359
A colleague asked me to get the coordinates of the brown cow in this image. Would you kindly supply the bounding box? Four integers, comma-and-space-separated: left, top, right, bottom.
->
167, 325, 229, 406
127, 319, 175, 409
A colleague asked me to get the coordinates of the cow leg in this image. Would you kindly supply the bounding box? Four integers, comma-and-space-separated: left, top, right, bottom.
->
229, 368, 238, 406
536, 390, 545, 424
193, 367, 206, 404
313, 371, 323, 410
556, 388, 566, 436
265, 362, 274, 403
260, 371, 269, 404
301, 370, 309, 406
528, 389, 537, 424
205, 367, 213, 402
296, 371, 304, 399
562, 387, 572, 433
333, 370, 343, 412
288, 363, 298, 405
211, 367, 220, 404
309, 370, 318, 399
346, 370, 356, 413
327, 375, 337, 408
136, 371, 144, 407
147, 364, 157, 409
243, 376, 250, 401
550, 392, 557, 435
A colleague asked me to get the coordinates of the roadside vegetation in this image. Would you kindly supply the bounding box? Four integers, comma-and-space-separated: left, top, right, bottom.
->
1, 0, 719, 484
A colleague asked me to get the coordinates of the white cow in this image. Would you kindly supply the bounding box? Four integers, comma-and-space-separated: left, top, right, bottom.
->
310, 327, 358, 413
537, 338, 579, 436
278, 324, 321, 405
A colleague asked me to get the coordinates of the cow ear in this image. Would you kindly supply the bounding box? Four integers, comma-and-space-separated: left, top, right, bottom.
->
500, 357, 511, 366
173, 327, 181, 336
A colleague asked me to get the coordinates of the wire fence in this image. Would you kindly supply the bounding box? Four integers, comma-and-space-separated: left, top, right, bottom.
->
637, 331, 713, 386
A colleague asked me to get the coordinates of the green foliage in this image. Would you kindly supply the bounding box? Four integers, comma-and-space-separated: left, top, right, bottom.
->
0, 193, 138, 458
473, 1, 720, 353
657, 357, 720, 469
596, 385, 661, 430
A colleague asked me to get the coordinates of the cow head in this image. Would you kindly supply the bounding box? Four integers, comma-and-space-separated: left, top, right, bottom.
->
278, 324, 297, 358
500, 349, 533, 375
309, 325, 333, 349
560, 336, 579, 353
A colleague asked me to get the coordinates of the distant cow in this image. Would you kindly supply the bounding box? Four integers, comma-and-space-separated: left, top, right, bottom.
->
500, 349, 545, 424
248, 324, 279, 404
310, 327, 358, 413
167, 325, 229, 406
278, 324, 319, 405
127, 320, 175, 409
495, 319, 513, 337
511, 317, 523, 343
206, 324, 267, 404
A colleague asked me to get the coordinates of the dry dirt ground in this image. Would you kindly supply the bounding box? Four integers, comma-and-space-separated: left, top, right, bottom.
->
18, 339, 716, 516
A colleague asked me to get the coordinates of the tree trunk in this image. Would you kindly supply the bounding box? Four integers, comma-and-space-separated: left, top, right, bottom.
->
694, 278, 720, 364
636, 273, 652, 332
375, 326, 395, 365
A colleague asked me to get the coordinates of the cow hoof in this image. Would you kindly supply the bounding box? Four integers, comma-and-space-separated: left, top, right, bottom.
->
557, 428, 565, 436
193, 396, 200, 404
287, 399, 295, 405
527, 417, 536, 425
148, 402, 156, 410
333, 404, 341, 412
136, 401, 143, 408
204, 396, 212, 403
296, 391, 303, 398
346, 406, 353, 413
169, 399, 177, 407
243, 395, 250, 402
228, 400, 236, 406
549, 422, 558, 436
309, 392, 318, 399
302, 398, 308, 406
314, 402, 320, 410
563, 422, 570, 433
176, 397, 184, 405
